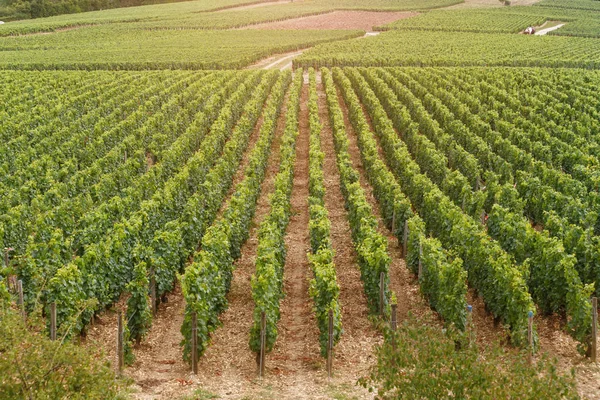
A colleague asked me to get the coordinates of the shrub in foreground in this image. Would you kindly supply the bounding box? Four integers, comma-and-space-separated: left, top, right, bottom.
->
360, 315, 578, 399
0, 305, 127, 399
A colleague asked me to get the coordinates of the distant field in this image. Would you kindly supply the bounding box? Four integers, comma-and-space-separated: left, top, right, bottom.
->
377, 8, 548, 33
0, 0, 462, 36
295, 30, 600, 68
0, 27, 363, 69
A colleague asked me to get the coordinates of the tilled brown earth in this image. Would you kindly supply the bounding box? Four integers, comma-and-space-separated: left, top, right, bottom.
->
246, 10, 418, 31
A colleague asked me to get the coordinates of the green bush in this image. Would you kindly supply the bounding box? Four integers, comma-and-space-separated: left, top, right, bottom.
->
360, 316, 579, 399
0, 306, 127, 399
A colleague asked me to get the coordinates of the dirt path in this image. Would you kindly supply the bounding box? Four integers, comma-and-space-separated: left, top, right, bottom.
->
246, 32, 380, 71
247, 10, 418, 31
535, 23, 565, 35
247, 50, 304, 70
252, 72, 324, 398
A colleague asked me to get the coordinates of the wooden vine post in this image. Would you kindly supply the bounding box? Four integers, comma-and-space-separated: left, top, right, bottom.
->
191, 312, 198, 375
150, 272, 157, 316
117, 311, 124, 374
379, 272, 385, 316
4, 247, 14, 292
466, 304, 473, 347
391, 303, 398, 351
327, 309, 334, 378
259, 311, 266, 378
50, 302, 57, 341
3, 248, 8, 291
17, 280, 25, 322
402, 220, 409, 258
527, 311, 534, 365
418, 242, 423, 281
592, 297, 597, 363
391, 209, 396, 239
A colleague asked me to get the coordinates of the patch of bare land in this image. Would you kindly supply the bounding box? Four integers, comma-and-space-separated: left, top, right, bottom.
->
246, 10, 418, 31
214, 0, 296, 12
247, 50, 304, 70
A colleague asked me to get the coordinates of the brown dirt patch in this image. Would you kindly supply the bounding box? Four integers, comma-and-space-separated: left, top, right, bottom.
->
126, 283, 194, 400
214, 0, 296, 12
247, 50, 304, 70
247, 10, 418, 31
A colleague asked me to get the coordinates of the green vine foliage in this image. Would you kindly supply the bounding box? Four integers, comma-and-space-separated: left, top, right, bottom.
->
45, 263, 92, 338
406, 215, 467, 329
181, 72, 292, 364
249, 72, 302, 354
487, 204, 594, 353
307, 68, 342, 357
126, 261, 152, 345
308, 248, 342, 357
0, 278, 9, 308
331, 67, 534, 347
322, 68, 391, 316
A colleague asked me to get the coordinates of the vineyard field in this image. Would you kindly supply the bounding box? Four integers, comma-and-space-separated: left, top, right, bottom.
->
2, 0, 600, 398
0, 0, 461, 36
3, 64, 600, 347
296, 30, 600, 68
0, 27, 362, 70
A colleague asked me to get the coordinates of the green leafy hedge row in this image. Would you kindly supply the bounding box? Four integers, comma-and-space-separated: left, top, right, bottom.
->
7, 72, 230, 314
387, 68, 600, 297
306, 68, 341, 358
487, 205, 593, 353
332, 67, 534, 346
440, 69, 600, 194
179, 71, 291, 363
329, 66, 467, 329
125, 71, 280, 344
352, 68, 486, 220
248, 72, 303, 356
45, 72, 266, 336
395, 68, 593, 228
358, 68, 593, 342
2, 71, 206, 256
381, 68, 598, 349
0, 72, 168, 194
406, 216, 468, 330
12, 72, 225, 321
420, 68, 600, 298
322, 68, 391, 316
326, 68, 413, 246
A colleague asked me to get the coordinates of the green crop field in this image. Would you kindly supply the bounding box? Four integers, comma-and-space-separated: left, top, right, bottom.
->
1, 0, 599, 399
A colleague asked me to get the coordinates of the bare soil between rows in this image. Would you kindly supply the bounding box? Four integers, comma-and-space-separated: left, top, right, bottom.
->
246, 10, 418, 31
